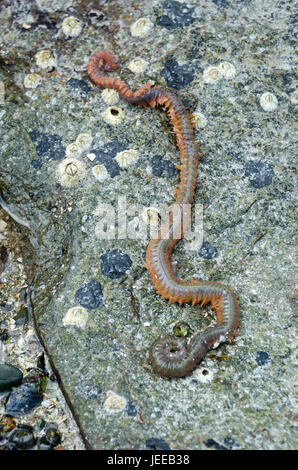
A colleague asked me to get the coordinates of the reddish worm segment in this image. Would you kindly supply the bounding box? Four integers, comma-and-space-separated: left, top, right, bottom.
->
88, 50, 240, 378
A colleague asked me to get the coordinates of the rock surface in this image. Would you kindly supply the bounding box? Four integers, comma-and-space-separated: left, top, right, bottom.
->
0, 0, 296, 449
0, 364, 23, 392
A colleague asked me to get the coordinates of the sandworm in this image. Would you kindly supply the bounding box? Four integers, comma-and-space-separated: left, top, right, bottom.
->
88, 50, 240, 378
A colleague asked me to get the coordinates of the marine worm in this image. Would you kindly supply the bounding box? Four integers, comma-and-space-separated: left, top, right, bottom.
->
88, 50, 240, 378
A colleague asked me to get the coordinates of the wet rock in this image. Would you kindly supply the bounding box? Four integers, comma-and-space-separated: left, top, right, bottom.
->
31, 159, 43, 169
100, 249, 132, 279
95, 140, 127, 159
156, 1, 195, 30
27, 130, 39, 142
0, 246, 8, 274
244, 160, 275, 188
0, 364, 23, 392
5, 383, 43, 416
72, 381, 102, 403
145, 437, 171, 450
0, 303, 13, 313
87, 10, 106, 25
92, 140, 127, 178
29, 131, 65, 164
36, 352, 46, 372
151, 155, 178, 178
203, 438, 228, 450
86, 385, 102, 400
14, 306, 29, 327
223, 436, 236, 449
38, 422, 61, 450
212, 0, 230, 8
0, 416, 16, 434
256, 351, 270, 366
161, 59, 195, 90
198, 241, 218, 259
75, 279, 103, 309
8, 424, 36, 450
5, 370, 45, 416
126, 401, 137, 417
67, 78, 93, 94
93, 154, 120, 177
0, 328, 9, 342
45, 427, 61, 448
37, 436, 53, 450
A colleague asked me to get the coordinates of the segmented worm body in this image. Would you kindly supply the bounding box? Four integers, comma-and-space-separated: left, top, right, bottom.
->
88, 50, 240, 378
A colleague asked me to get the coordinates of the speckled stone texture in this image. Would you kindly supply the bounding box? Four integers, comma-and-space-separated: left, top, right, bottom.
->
0, 0, 296, 449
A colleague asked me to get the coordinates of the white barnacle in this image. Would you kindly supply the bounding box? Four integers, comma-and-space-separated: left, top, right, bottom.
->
103, 391, 127, 412
203, 66, 223, 83
130, 17, 153, 38
62, 16, 82, 37
127, 57, 148, 74
57, 158, 86, 187
101, 88, 119, 105
191, 111, 207, 129
218, 62, 236, 80
92, 164, 109, 182
115, 149, 139, 168
259, 92, 278, 111
193, 366, 214, 383
63, 306, 88, 328
75, 133, 92, 152
0, 219, 7, 232
24, 73, 42, 89
35, 50, 57, 69
102, 106, 125, 125
65, 142, 82, 158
